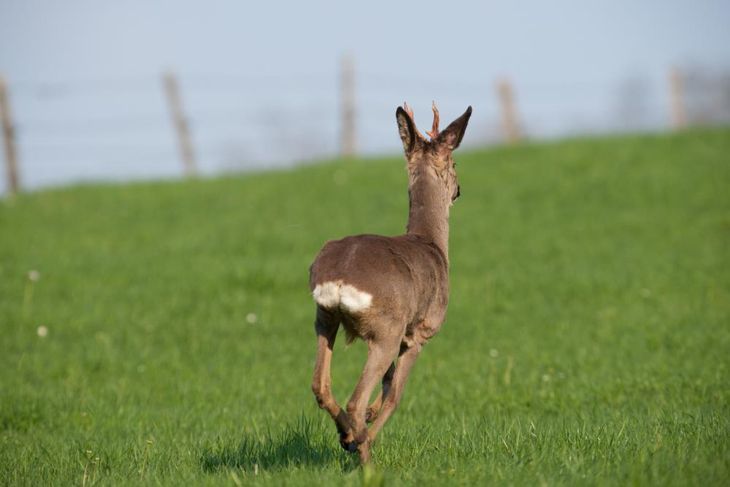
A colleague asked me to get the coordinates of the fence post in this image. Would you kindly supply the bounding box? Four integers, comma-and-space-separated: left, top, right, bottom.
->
496, 78, 521, 143
0, 76, 20, 195
162, 71, 197, 177
339, 53, 356, 158
669, 68, 687, 130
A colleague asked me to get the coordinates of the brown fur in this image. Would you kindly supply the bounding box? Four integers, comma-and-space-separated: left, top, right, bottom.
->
309, 103, 472, 463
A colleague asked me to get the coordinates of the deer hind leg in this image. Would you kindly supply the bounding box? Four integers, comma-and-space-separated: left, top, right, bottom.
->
345, 336, 400, 463
311, 307, 352, 450
366, 362, 395, 424
367, 342, 422, 444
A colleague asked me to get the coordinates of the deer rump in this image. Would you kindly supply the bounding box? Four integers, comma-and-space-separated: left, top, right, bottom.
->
309, 233, 448, 345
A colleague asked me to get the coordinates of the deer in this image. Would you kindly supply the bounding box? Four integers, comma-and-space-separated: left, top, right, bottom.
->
309, 102, 472, 463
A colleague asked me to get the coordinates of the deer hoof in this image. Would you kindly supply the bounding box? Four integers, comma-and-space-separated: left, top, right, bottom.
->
339, 432, 359, 453
340, 439, 359, 453
366, 407, 378, 424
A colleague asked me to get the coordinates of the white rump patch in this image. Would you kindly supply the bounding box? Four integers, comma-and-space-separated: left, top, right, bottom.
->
312, 281, 373, 313
312, 281, 341, 308
339, 284, 373, 312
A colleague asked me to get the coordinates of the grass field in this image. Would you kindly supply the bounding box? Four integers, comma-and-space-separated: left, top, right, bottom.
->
1, 129, 729, 485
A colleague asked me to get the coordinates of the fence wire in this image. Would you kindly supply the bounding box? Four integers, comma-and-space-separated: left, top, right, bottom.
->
1, 67, 729, 193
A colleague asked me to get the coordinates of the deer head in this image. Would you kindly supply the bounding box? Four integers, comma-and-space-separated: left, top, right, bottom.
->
396, 102, 472, 206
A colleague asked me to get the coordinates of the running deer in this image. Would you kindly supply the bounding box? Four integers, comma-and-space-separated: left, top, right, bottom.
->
309, 102, 472, 463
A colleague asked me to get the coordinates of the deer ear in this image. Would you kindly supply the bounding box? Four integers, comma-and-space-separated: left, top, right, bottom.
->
396, 106, 417, 155
436, 106, 472, 151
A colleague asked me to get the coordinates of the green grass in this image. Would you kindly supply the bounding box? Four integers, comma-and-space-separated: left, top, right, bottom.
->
1, 129, 729, 485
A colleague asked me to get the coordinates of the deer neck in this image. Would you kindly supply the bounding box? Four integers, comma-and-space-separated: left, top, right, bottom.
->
406, 169, 450, 262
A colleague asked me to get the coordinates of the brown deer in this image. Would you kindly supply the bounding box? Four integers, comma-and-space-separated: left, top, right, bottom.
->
309, 102, 472, 463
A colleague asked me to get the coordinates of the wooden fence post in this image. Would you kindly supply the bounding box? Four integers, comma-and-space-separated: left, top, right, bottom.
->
669, 68, 687, 130
496, 78, 521, 143
339, 53, 356, 158
0, 76, 20, 195
162, 71, 197, 177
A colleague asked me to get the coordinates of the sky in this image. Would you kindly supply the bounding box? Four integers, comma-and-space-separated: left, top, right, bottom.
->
1, 0, 729, 190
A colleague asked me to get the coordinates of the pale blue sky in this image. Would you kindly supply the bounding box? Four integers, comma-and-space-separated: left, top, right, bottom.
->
1, 0, 729, 189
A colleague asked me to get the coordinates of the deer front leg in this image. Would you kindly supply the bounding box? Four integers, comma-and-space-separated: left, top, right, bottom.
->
311, 312, 352, 450
366, 362, 395, 424
367, 343, 422, 444
345, 339, 400, 463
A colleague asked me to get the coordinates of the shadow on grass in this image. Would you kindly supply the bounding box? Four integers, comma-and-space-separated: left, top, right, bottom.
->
200, 416, 357, 474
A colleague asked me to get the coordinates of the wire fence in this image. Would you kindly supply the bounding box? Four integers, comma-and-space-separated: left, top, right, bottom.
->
1, 61, 729, 194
